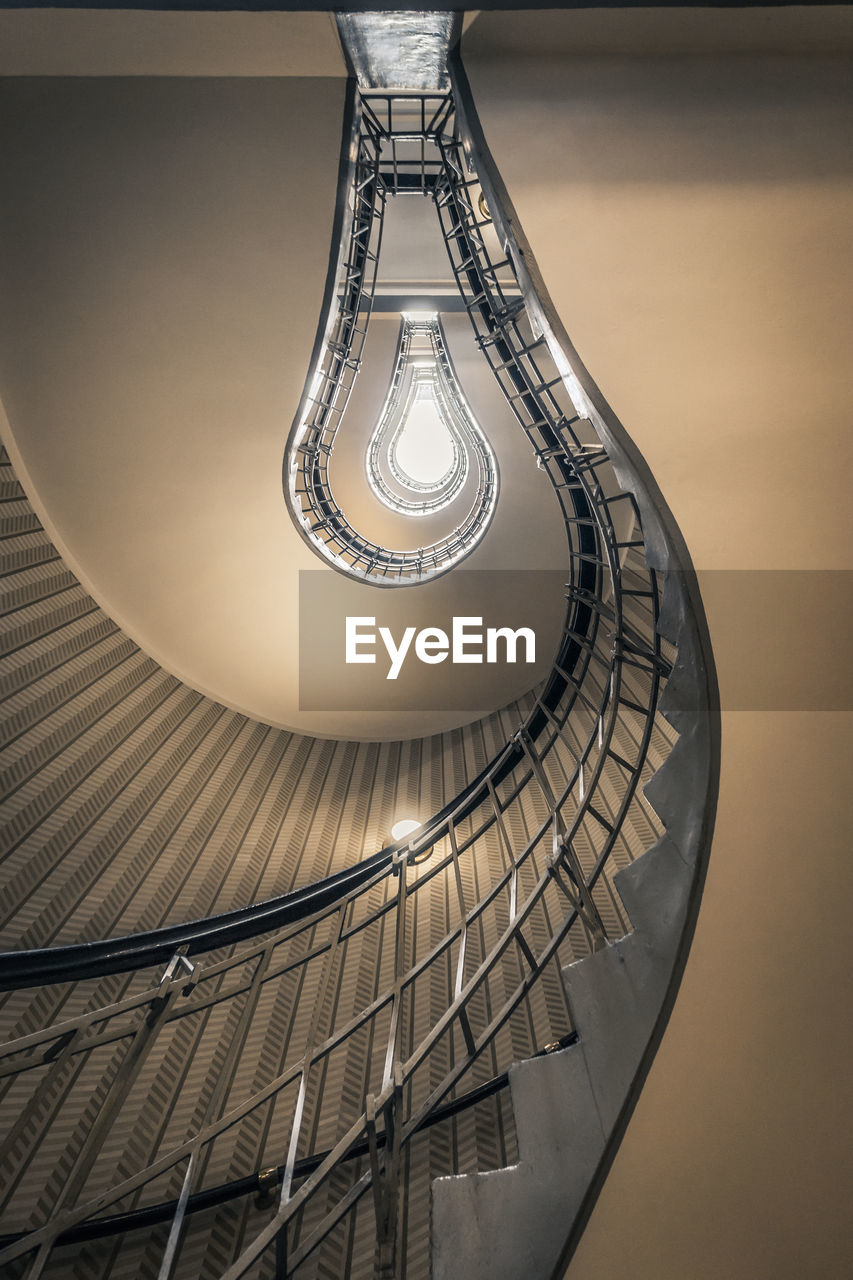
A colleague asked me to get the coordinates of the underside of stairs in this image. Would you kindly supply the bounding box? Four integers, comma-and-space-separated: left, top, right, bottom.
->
432, 600, 713, 1280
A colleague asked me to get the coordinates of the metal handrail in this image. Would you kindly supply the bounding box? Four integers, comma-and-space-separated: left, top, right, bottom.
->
285, 91, 505, 584
0, 606, 608, 992
366, 315, 493, 517
0, 1031, 579, 1251
0, 66, 710, 1280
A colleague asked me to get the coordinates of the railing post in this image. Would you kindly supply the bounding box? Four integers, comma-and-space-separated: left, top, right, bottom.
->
19, 952, 195, 1280
547, 815, 608, 951
366, 1074, 403, 1280
370, 848, 411, 1279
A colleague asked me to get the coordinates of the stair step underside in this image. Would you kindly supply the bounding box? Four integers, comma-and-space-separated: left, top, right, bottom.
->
431, 825, 696, 1280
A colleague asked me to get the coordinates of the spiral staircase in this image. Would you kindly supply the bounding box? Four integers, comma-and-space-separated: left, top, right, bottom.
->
0, 14, 719, 1280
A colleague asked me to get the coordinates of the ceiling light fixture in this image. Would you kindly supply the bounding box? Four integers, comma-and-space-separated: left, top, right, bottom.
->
391, 818, 422, 842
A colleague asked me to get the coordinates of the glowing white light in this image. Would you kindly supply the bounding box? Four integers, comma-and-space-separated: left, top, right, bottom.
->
394, 386, 455, 486
365, 315, 499, 548
391, 818, 422, 842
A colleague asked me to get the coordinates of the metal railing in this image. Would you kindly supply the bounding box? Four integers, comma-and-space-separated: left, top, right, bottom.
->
365, 314, 496, 521
285, 92, 508, 585
0, 66, 717, 1280
0, 546, 670, 1277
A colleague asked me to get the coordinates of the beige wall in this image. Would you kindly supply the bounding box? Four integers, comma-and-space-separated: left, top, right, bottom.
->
0, 9, 851, 1274
464, 12, 853, 1277
0, 72, 568, 741
572, 711, 853, 1279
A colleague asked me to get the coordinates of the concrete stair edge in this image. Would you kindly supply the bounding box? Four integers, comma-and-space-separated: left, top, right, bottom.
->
430, 832, 693, 1279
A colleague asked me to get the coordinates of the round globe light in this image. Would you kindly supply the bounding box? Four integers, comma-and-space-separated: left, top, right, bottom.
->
391, 818, 422, 843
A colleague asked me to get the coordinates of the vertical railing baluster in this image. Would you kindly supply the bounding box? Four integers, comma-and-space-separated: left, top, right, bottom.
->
156, 1154, 195, 1280
156, 943, 274, 1279
22, 952, 196, 1280
276, 904, 346, 1270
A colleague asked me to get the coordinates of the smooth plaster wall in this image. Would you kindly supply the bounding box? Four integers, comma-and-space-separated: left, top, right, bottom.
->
464, 14, 853, 1278
0, 75, 566, 740
0, 75, 348, 732
0, 10, 347, 77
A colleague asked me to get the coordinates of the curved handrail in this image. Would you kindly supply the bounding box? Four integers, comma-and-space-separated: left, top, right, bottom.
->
447, 39, 720, 1274
0, 847, 391, 991
0, 36, 718, 1280
0, 1030, 579, 1251
0, 605, 601, 992
366, 314, 496, 518
283, 90, 502, 584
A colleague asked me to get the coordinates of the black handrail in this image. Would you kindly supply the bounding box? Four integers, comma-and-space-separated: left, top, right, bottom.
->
0, 628, 590, 992
0, 848, 389, 991
0, 1031, 578, 1250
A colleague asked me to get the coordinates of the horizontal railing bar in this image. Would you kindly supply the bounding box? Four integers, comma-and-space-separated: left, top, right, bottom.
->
0, 1031, 575, 1252
0, 852, 390, 991
0, 88, 684, 1280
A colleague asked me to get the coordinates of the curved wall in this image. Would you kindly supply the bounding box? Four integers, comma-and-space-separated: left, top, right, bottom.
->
0, 441, 543, 958
462, 12, 853, 1278
0, 443, 551, 1275
0, 74, 566, 740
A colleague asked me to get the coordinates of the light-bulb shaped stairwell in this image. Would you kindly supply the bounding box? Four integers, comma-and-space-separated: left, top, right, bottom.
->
0, 16, 719, 1278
